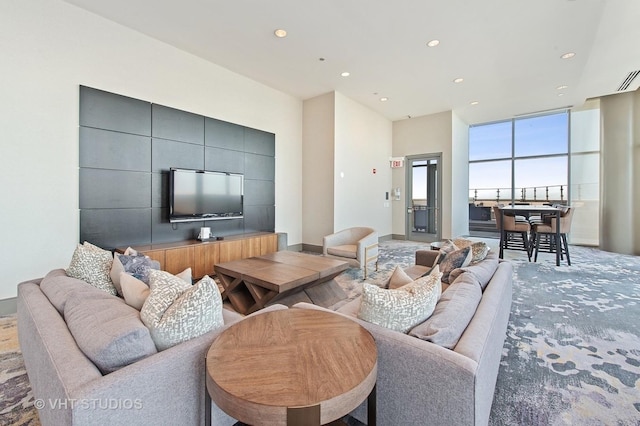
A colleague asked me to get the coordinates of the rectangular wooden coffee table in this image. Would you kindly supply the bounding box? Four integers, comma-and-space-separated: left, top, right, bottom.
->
214, 252, 349, 314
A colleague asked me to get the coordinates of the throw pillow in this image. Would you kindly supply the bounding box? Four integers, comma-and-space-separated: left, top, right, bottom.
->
357, 271, 442, 333
438, 246, 473, 284
121, 268, 192, 310
111, 253, 162, 296
448, 251, 499, 290
408, 272, 482, 349
434, 240, 459, 265
452, 238, 490, 263
141, 270, 224, 350
387, 266, 414, 289
66, 242, 117, 296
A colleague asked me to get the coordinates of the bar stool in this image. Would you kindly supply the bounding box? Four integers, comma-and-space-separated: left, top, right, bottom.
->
530, 206, 574, 265
493, 206, 531, 261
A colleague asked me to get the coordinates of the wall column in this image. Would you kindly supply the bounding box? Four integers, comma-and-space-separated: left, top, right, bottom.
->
599, 88, 640, 255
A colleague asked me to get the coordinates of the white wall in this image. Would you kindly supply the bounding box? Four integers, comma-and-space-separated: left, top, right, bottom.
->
392, 111, 456, 238
302, 93, 335, 245
0, 0, 303, 300
334, 92, 392, 236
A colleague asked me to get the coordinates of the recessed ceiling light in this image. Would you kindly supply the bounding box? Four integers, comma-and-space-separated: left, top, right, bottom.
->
274, 29, 287, 38
380, 97, 389, 102
426, 39, 440, 47
341, 72, 350, 77
470, 101, 479, 106
560, 52, 575, 59
556, 85, 568, 90
453, 78, 464, 83
558, 93, 565, 97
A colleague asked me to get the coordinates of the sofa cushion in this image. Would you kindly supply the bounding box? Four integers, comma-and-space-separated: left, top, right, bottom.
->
40, 268, 108, 314
409, 272, 482, 349
63, 288, 157, 374
141, 270, 224, 351
357, 271, 442, 333
438, 246, 473, 284
66, 242, 117, 296
327, 244, 357, 259
449, 251, 500, 290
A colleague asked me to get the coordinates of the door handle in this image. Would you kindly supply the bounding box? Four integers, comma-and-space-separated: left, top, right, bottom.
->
407, 208, 413, 214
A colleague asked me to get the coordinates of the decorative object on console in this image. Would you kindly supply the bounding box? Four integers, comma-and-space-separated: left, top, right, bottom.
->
140, 270, 223, 350
66, 241, 117, 296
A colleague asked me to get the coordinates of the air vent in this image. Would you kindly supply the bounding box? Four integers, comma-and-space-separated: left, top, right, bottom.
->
617, 70, 640, 91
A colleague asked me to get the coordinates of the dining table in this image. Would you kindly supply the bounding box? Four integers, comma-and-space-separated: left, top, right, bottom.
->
498, 205, 563, 266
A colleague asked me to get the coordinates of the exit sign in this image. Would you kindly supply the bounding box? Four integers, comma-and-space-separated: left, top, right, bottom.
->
389, 157, 404, 168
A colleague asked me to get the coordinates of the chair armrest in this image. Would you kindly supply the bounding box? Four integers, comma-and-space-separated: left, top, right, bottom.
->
415, 250, 438, 267
356, 232, 378, 262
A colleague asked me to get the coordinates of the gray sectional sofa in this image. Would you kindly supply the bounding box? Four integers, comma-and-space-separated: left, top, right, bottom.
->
17, 270, 286, 426
294, 249, 513, 426
18, 247, 511, 426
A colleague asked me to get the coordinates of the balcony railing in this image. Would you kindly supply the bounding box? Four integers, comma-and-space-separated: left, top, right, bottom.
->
470, 184, 566, 204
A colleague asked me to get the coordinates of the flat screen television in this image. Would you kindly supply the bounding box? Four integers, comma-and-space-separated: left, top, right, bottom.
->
169, 168, 244, 223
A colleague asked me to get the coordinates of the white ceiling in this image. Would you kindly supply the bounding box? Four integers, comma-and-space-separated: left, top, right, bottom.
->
63, 0, 640, 124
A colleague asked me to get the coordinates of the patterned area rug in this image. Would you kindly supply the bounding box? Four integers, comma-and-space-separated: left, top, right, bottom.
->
1, 240, 639, 425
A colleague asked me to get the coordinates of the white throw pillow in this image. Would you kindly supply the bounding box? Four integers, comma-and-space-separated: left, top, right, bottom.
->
140, 270, 223, 350
66, 242, 117, 296
122, 268, 192, 311
358, 271, 442, 333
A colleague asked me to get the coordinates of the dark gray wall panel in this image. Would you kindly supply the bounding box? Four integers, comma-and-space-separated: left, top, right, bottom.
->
151, 209, 203, 243
205, 118, 244, 150
205, 218, 244, 237
80, 169, 150, 209
151, 139, 205, 173
244, 179, 275, 206
244, 128, 275, 156
80, 209, 151, 249
152, 104, 204, 144
79, 86, 151, 136
151, 172, 168, 208
245, 153, 275, 180
205, 147, 245, 174
243, 205, 275, 233
80, 127, 151, 172
79, 86, 275, 247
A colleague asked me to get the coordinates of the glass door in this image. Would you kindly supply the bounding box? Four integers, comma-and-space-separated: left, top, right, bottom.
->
406, 154, 441, 242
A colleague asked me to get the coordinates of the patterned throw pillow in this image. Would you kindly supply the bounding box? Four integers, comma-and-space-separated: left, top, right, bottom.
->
438, 246, 473, 284
452, 238, 490, 263
66, 242, 117, 296
140, 270, 223, 350
357, 271, 442, 333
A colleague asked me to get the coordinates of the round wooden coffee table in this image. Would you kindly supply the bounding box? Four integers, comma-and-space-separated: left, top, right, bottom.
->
205, 309, 377, 426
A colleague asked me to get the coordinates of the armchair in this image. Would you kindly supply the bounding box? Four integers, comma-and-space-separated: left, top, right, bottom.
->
322, 227, 379, 279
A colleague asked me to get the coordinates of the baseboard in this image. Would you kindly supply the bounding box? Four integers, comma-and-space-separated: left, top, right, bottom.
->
380, 234, 394, 242
287, 243, 304, 252
302, 244, 322, 253
0, 297, 17, 316
391, 234, 406, 240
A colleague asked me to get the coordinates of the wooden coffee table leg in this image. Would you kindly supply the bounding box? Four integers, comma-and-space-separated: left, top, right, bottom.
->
205, 387, 211, 426
368, 383, 376, 426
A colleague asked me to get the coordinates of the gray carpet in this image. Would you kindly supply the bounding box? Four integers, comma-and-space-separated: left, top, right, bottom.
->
1, 240, 639, 425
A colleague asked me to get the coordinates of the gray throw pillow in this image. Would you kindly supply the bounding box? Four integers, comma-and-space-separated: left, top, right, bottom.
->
448, 251, 499, 290
409, 272, 482, 349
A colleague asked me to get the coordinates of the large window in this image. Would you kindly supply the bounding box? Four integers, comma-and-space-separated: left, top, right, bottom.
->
468, 107, 600, 245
